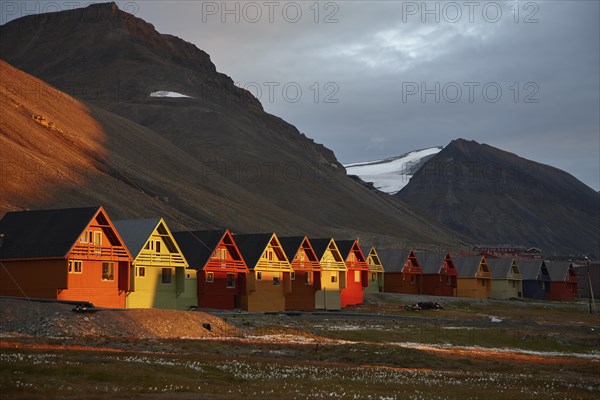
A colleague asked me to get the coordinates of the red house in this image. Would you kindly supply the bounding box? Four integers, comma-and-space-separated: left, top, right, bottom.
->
0, 206, 133, 308
337, 240, 369, 307
173, 229, 248, 309
418, 251, 457, 297
545, 261, 579, 301
378, 249, 423, 294
279, 236, 322, 311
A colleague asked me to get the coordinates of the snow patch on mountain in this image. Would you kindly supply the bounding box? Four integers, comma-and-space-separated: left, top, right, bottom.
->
149, 91, 193, 98
344, 147, 443, 194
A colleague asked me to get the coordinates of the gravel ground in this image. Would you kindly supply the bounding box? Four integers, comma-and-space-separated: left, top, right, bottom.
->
0, 298, 238, 339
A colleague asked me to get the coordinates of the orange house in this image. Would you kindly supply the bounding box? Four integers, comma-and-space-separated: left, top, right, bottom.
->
379, 249, 423, 294
279, 236, 322, 311
0, 206, 133, 308
173, 229, 248, 309
337, 240, 369, 306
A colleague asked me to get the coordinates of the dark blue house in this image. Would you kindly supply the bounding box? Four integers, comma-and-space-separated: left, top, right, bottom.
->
518, 260, 551, 299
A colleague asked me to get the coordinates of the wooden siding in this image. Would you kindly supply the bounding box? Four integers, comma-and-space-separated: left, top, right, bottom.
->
364, 248, 384, 293
491, 278, 522, 300
314, 240, 346, 310
176, 269, 198, 310
126, 220, 188, 310
0, 259, 66, 299
422, 274, 456, 297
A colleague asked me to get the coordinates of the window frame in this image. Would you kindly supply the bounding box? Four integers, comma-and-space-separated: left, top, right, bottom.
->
206, 271, 214, 283
101, 262, 114, 281
162, 268, 172, 284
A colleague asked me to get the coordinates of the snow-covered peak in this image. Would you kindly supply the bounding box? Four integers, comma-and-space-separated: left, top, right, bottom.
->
344, 147, 443, 194
149, 91, 193, 98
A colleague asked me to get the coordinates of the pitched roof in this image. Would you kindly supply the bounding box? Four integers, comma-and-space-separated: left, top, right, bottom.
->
487, 258, 517, 279
377, 249, 412, 273
336, 240, 356, 259
113, 218, 161, 258
172, 230, 226, 269
518, 259, 547, 280
278, 236, 305, 262
416, 252, 446, 274
310, 238, 335, 259
545, 261, 573, 281
453, 255, 484, 278
0, 207, 100, 260
234, 233, 274, 268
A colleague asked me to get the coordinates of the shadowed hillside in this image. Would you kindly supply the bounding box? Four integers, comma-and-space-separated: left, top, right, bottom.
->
0, 3, 457, 247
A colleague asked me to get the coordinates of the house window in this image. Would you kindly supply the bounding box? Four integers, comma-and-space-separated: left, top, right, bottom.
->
137, 266, 146, 277
481, 280, 486, 287
447, 276, 452, 285
371, 273, 376, 281
410, 275, 415, 284
291, 272, 296, 280
305, 273, 312, 285
273, 276, 280, 286
226, 273, 235, 288
297, 252, 305, 261
145, 241, 154, 251
68, 260, 83, 274
155, 241, 161, 253
257, 271, 262, 281
355, 270, 361, 282
331, 275, 337, 283
162, 268, 172, 284
206, 272, 214, 283
102, 262, 114, 281
93, 231, 102, 246
349, 253, 356, 262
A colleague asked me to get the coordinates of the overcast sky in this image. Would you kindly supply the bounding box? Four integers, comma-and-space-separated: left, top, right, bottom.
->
4, 1, 599, 189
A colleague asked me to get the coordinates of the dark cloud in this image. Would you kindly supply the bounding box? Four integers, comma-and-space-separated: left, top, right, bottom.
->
4, 1, 598, 189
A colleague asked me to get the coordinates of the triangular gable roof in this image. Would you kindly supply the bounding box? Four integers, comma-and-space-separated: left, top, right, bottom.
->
278, 236, 305, 262
114, 218, 162, 258
377, 249, 415, 273
0, 206, 129, 260
115, 218, 187, 265
310, 238, 336, 260
518, 259, 548, 280
487, 258, 518, 279
336, 240, 366, 262
279, 236, 319, 265
172, 229, 236, 270
235, 233, 288, 268
365, 246, 385, 272
454, 255, 486, 278
416, 252, 447, 274
545, 261, 575, 282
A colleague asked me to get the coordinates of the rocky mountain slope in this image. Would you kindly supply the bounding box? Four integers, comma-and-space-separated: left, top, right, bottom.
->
0, 3, 456, 247
395, 139, 599, 255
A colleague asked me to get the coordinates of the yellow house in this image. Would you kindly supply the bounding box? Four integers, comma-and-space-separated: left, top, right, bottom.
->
114, 218, 190, 310
310, 238, 347, 310
454, 255, 492, 299
234, 233, 292, 312
364, 246, 385, 293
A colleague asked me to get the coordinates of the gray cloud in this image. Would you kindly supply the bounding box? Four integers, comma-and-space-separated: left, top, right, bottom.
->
4, 1, 598, 189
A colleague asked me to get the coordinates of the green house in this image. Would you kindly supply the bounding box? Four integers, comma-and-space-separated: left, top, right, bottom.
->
364, 246, 384, 293
114, 218, 191, 310
487, 258, 522, 300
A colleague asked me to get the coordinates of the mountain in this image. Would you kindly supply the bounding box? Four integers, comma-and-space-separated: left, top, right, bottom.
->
395, 139, 599, 255
344, 147, 443, 194
0, 3, 457, 247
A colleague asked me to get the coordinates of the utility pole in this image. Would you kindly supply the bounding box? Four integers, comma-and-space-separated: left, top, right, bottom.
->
586, 257, 595, 314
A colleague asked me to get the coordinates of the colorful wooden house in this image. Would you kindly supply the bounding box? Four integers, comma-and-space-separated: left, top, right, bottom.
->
310, 238, 347, 310
234, 233, 292, 312
453, 255, 492, 299
0, 207, 132, 308
113, 218, 189, 310
378, 249, 423, 294
487, 258, 522, 300
173, 230, 248, 310
336, 240, 369, 306
518, 259, 551, 299
545, 261, 578, 301
364, 246, 384, 293
418, 251, 457, 297
279, 236, 322, 311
